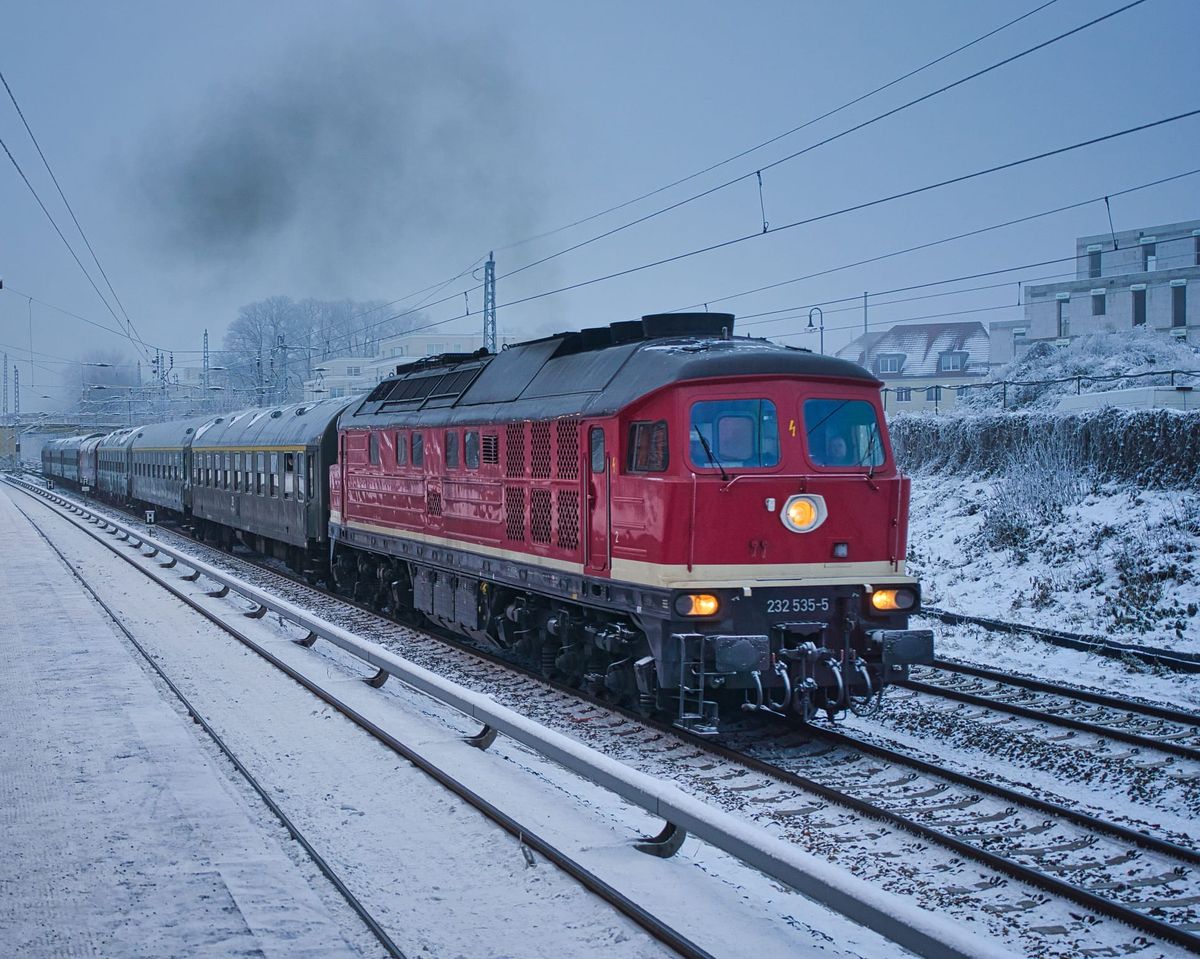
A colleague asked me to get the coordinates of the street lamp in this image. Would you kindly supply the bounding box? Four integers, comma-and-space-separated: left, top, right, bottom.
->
807, 307, 825, 355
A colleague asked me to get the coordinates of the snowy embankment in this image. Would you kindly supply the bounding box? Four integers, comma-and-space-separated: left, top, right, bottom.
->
898, 329, 1200, 658
906, 467, 1200, 650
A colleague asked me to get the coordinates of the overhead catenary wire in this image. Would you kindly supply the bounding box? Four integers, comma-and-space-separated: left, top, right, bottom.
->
669, 166, 1200, 316
489, 0, 1065, 254
306, 111, 1200, 354
298, 0, 1135, 353
0, 135, 143, 354
0, 70, 151, 362
488, 0, 1150, 287
13, 160, 1197, 370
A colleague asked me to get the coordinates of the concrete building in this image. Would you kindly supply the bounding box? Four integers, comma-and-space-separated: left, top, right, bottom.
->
992, 218, 1200, 366
836, 320, 990, 414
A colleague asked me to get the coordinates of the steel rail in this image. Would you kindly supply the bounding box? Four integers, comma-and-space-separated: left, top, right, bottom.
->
802, 724, 1200, 953
931, 658, 1200, 726
5, 476, 1002, 959
922, 607, 1200, 673
901, 675, 1200, 763
21, 473, 1200, 955
7, 479, 713, 959
9, 497, 410, 959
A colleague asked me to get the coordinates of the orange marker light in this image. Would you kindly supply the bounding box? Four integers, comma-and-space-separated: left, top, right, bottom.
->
870, 588, 916, 611
675, 593, 720, 616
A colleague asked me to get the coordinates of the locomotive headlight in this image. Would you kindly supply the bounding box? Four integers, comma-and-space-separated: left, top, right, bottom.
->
870, 588, 916, 612
780, 494, 827, 533
675, 593, 720, 617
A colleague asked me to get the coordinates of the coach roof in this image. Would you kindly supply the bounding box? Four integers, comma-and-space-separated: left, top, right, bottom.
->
191, 395, 355, 450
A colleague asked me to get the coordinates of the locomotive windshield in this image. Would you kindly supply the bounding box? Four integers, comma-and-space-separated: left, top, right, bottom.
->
689, 399, 780, 470
804, 398, 885, 468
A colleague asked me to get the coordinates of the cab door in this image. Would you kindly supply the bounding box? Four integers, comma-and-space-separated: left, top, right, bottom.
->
585, 425, 610, 573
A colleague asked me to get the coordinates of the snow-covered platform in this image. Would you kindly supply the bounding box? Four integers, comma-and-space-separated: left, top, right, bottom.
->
0, 487, 361, 957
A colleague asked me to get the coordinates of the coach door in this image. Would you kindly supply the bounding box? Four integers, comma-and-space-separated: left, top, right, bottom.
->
585, 425, 610, 573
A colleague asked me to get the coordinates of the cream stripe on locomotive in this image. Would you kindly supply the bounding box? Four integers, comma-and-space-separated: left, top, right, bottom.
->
610, 557, 912, 590
339, 517, 910, 591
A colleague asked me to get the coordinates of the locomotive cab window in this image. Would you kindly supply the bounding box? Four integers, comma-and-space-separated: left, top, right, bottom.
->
627, 421, 668, 473
804, 398, 885, 468
689, 399, 779, 470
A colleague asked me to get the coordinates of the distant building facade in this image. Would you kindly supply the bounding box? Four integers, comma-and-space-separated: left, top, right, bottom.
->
837, 321, 990, 414
992, 218, 1199, 366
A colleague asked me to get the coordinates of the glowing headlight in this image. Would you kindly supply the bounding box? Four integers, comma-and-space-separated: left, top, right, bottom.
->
674, 593, 720, 617
780, 494, 827, 533
870, 588, 916, 612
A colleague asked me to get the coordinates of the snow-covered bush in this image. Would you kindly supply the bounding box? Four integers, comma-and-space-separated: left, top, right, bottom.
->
891, 407, 1200, 488
959, 327, 1200, 412
979, 434, 1094, 556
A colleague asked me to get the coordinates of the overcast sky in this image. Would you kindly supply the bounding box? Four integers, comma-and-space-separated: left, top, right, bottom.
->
2, 0, 1198, 410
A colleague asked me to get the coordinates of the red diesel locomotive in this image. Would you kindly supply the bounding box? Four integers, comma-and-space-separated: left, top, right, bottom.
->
329, 313, 932, 731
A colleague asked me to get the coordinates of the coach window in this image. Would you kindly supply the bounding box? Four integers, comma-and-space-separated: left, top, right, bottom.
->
296, 452, 306, 500
804, 398, 885, 468
465, 430, 480, 470
412, 432, 424, 467
445, 430, 460, 469
257, 453, 265, 496
270, 453, 279, 497
283, 453, 296, 499
627, 421, 669, 473
395, 432, 408, 466
369, 432, 380, 466
590, 427, 605, 473
689, 399, 779, 470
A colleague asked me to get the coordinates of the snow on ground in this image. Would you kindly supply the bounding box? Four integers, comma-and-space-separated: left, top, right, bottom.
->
3, 484, 917, 959
907, 327, 1200, 659
907, 474, 1200, 655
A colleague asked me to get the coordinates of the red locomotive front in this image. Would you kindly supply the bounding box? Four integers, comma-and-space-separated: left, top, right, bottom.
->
329, 313, 932, 731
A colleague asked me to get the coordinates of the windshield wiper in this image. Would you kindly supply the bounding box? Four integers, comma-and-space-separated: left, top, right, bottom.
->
860, 427, 880, 479
694, 426, 729, 481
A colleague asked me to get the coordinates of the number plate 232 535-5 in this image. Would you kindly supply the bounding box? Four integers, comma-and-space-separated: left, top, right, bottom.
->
765, 597, 830, 615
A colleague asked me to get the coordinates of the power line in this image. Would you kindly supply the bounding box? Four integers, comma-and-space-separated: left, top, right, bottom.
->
669, 167, 1200, 315
303, 0, 1146, 350
0, 136, 133, 334
491, 0, 1150, 286
489, 0, 1065, 255
295, 123, 1200, 354
0, 70, 150, 361
485, 108, 1200, 316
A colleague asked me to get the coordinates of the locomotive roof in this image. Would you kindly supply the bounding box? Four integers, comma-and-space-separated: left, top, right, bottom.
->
344, 313, 878, 428
191, 394, 354, 449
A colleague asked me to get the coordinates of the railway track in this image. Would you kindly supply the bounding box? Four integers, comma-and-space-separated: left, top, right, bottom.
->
16, 476, 1200, 956
904, 660, 1200, 764
923, 606, 1200, 673
6, 479, 711, 959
